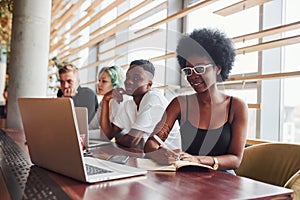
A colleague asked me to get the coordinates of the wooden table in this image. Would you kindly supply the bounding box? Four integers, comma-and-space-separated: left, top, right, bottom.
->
0, 128, 294, 200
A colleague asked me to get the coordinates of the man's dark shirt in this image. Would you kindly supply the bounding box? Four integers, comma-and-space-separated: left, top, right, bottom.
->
57, 86, 98, 123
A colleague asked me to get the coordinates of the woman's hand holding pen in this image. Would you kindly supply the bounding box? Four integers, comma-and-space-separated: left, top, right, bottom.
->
145, 135, 181, 165
146, 146, 181, 165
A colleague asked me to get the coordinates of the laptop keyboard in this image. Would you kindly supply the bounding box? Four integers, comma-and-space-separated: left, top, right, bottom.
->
85, 164, 113, 175
0, 129, 72, 200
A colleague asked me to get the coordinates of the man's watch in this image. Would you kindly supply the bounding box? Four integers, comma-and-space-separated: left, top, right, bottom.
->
212, 157, 219, 170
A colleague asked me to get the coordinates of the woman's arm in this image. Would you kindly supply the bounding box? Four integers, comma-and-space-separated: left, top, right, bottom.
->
100, 88, 128, 140
100, 90, 121, 140
219, 97, 248, 170
144, 97, 182, 153
115, 128, 145, 148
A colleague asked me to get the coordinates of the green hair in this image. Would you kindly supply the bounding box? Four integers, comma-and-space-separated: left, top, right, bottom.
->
99, 66, 125, 88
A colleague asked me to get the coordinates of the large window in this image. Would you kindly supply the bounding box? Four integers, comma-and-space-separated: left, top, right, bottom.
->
97, 0, 168, 87
49, 0, 300, 143
282, 0, 300, 143
185, 0, 300, 143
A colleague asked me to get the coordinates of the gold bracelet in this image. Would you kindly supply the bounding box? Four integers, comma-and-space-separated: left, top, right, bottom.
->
155, 123, 171, 140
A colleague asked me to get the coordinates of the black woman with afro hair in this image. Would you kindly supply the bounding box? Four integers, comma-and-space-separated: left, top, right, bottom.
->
144, 28, 248, 175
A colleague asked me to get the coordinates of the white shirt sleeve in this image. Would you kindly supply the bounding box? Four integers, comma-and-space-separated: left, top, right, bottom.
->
112, 89, 182, 150
110, 95, 131, 122
131, 90, 167, 137
112, 95, 134, 133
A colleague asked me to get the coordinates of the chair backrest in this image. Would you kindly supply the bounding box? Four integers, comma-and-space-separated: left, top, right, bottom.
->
284, 169, 300, 200
235, 143, 300, 186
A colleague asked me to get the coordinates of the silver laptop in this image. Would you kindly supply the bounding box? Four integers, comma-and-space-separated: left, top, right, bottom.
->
75, 107, 111, 149
18, 97, 147, 183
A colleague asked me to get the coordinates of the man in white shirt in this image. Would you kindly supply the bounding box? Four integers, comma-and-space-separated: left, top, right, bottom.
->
100, 59, 181, 150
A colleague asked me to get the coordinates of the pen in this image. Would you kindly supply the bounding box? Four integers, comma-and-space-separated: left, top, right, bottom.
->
153, 135, 180, 160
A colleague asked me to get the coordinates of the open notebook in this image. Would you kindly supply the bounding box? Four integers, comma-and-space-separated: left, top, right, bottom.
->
18, 97, 147, 183
136, 158, 213, 172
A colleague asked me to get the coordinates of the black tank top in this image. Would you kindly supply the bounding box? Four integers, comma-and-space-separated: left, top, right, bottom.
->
180, 96, 233, 156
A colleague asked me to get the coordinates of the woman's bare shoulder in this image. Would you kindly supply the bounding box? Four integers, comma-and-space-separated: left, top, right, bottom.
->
230, 96, 248, 114
167, 95, 189, 111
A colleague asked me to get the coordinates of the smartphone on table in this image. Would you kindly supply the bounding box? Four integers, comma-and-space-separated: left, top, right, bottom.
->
107, 155, 129, 164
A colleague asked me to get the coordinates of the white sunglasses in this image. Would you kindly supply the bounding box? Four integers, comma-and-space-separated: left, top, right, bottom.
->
181, 64, 213, 76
